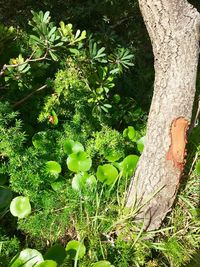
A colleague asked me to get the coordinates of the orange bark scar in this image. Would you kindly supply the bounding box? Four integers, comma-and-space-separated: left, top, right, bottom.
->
166, 117, 189, 171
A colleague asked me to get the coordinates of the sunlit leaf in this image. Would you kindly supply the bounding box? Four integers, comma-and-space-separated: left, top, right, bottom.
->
45, 161, 61, 177
121, 155, 139, 177
63, 139, 84, 155
9, 248, 43, 267
65, 240, 86, 260
10, 196, 31, 219
67, 152, 92, 172
96, 164, 118, 185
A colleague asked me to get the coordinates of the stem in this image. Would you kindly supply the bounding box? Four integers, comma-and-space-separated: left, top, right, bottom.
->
0, 51, 48, 77
12, 84, 48, 108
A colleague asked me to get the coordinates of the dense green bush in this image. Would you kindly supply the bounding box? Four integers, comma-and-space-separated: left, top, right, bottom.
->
0, 5, 199, 267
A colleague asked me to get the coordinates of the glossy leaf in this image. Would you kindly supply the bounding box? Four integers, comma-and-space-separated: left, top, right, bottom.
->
10, 248, 43, 267
121, 155, 139, 177
67, 152, 92, 172
72, 173, 97, 191
45, 161, 61, 177
96, 164, 118, 185
10, 196, 31, 219
63, 139, 84, 155
65, 240, 86, 259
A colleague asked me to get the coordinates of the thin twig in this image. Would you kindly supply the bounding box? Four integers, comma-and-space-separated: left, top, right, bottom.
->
12, 84, 48, 108
0, 51, 48, 77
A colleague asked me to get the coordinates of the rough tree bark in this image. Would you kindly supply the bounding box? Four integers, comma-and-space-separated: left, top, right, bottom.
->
126, 0, 200, 230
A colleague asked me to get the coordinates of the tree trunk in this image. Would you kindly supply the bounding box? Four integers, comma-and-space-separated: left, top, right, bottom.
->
126, 0, 200, 231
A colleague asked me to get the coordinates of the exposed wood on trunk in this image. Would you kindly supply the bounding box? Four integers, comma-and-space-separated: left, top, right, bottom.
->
166, 117, 189, 171
126, 0, 200, 230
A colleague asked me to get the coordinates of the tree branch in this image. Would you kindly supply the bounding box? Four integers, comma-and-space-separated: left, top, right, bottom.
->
12, 84, 48, 108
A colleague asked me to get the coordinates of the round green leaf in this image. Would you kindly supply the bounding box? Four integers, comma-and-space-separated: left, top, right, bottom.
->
10, 196, 31, 219
45, 161, 61, 177
38, 260, 57, 267
32, 131, 50, 150
10, 248, 44, 267
0, 187, 12, 209
105, 151, 122, 162
92, 261, 114, 267
137, 136, 146, 153
72, 173, 97, 191
72, 173, 88, 191
121, 155, 139, 177
195, 160, 200, 175
67, 152, 92, 172
96, 164, 118, 185
44, 244, 66, 265
51, 178, 66, 191
85, 175, 97, 189
123, 126, 136, 141
64, 139, 84, 155
65, 240, 86, 260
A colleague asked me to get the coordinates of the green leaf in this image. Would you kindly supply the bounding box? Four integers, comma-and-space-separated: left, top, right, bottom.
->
65, 240, 86, 260
38, 260, 57, 267
51, 110, 58, 125
49, 50, 58, 61
51, 178, 66, 191
67, 152, 92, 172
96, 164, 118, 185
45, 161, 61, 177
137, 136, 146, 153
195, 160, 200, 175
123, 126, 136, 141
92, 261, 114, 267
9, 248, 43, 267
10, 196, 31, 219
121, 155, 139, 177
72, 173, 97, 191
32, 131, 50, 150
0, 187, 12, 209
44, 244, 66, 265
63, 139, 84, 155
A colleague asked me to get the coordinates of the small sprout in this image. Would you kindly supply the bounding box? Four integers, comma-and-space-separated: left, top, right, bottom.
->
65, 240, 86, 260
121, 155, 139, 177
67, 152, 92, 172
9, 248, 43, 267
45, 161, 62, 177
96, 164, 118, 185
63, 139, 84, 155
10, 196, 31, 219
